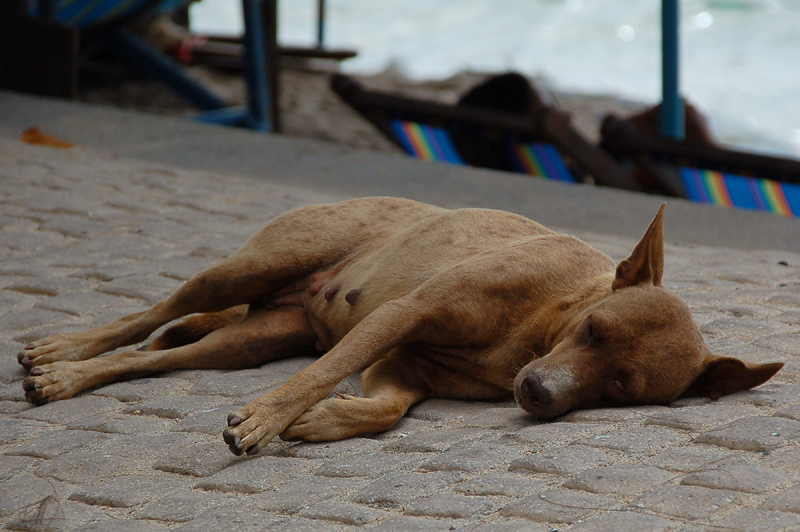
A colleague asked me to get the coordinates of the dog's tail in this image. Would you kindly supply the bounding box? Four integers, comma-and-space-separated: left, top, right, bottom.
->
147, 306, 248, 351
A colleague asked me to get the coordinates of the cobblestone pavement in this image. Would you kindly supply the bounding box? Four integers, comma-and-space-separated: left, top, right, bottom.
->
2, 137, 800, 531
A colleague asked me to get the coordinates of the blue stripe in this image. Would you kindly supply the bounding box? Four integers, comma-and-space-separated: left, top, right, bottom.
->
681, 167, 708, 202
542, 143, 575, 182
421, 125, 448, 161
389, 120, 417, 156
432, 128, 465, 164
725, 174, 760, 211
784, 182, 800, 216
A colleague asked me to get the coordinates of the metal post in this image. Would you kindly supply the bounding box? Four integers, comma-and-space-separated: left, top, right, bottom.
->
661, 0, 684, 139
317, 0, 326, 48
242, 0, 273, 131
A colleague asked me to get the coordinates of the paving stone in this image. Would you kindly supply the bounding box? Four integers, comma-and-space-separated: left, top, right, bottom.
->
0, 343, 28, 383
463, 520, 552, 532
300, 502, 389, 526
0, 473, 56, 517
96, 274, 182, 303
500, 488, 618, 523
67, 411, 176, 434
170, 403, 238, 435
170, 507, 281, 532
567, 511, 681, 532
277, 437, 381, 459
153, 442, 238, 477
504, 422, 605, 450
34, 291, 131, 316
16, 395, 123, 424
461, 405, 534, 430
260, 516, 350, 531
4, 429, 108, 459
405, 493, 496, 519
350, 471, 465, 508
644, 444, 742, 472
718, 383, 800, 408
509, 445, 616, 476
365, 516, 456, 532
92, 432, 202, 461
69, 474, 190, 508
0, 400, 33, 414
195, 455, 318, 494
36, 450, 150, 483
417, 439, 521, 473
762, 446, 800, 475
714, 508, 800, 532
454, 472, 549, 497
249, 476, 364, 513
775, 404, 800, 422
92, 377, 190, 402
6, 277, 86, 297
315, 451, 425, 478
77, 520, 169, 532
0, 382, 26, 402
0, 454, 37, 480
753, 333, 800, 356
760, 484, 800, 513
644, 404, 763, 431
188, 369, 285, 397
135, 491, 240, 523
123, 395, 228, 419
563, 465, 677, 496
5, 498, 110, 532
694, 416, 800, 451
407, 398, 506, 422
681, 463, 792, 493
0, 308, 69, 331
578, 425, 690, 455
560, 405, 666, 423
0, 418, 53, 445
373, 424, 442, 448
633, 485, 742, 520
381, 427, 485, 453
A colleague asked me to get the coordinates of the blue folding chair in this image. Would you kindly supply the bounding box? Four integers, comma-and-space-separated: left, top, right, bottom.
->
33, 0, 277, 131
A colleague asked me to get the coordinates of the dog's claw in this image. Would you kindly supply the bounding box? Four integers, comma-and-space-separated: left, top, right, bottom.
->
246, 445, 259, 456
227, 414, 241, 426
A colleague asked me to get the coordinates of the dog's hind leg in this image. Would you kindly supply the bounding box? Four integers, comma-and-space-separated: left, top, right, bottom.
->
19, 198, 438, 370
146, 306, 248, 351
22, 306, 315, 405
280, 355, 427, 442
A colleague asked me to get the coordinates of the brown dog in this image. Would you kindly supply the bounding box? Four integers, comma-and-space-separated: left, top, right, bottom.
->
19, 197, 782, 456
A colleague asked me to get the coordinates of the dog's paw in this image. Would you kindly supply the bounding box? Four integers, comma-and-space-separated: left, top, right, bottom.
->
21, 362, 83, 405
223, 399, 292, 456
280, 396, 366, 442
17, 333, 97, 369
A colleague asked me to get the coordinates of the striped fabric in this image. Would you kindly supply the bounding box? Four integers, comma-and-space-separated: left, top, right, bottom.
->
389, 120, 576, 183
513, 142, 576, 182
681, 167, 800, 217
390, 120, 465, 164
42, 0, 172, 27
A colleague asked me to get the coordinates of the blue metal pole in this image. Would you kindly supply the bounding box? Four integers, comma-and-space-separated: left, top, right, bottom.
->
661, 0, 684, 139
242, 0, 273, 132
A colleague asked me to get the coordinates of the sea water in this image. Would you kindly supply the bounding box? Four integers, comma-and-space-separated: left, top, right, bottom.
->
191, 0, 800, 156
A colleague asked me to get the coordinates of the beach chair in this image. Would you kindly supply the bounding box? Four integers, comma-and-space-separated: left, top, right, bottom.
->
26, 0, 278, 131
601, 115, 800, 217
331, 74, 634, 189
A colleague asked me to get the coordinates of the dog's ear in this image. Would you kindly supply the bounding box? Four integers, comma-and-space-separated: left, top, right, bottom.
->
612, 203, 666, 290
679, 354, 784, 400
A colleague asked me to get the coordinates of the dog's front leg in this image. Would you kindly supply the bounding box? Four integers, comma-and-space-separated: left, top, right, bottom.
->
222, 299, 426, 455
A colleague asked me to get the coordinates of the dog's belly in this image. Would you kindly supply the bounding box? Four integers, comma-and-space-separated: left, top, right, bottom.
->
300, 208, 558, 353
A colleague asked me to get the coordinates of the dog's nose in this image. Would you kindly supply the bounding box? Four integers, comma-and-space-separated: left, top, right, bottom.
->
519, 372, 552, 407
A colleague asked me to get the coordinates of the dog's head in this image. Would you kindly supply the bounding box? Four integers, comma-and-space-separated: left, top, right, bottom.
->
514, 204, 783, 419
